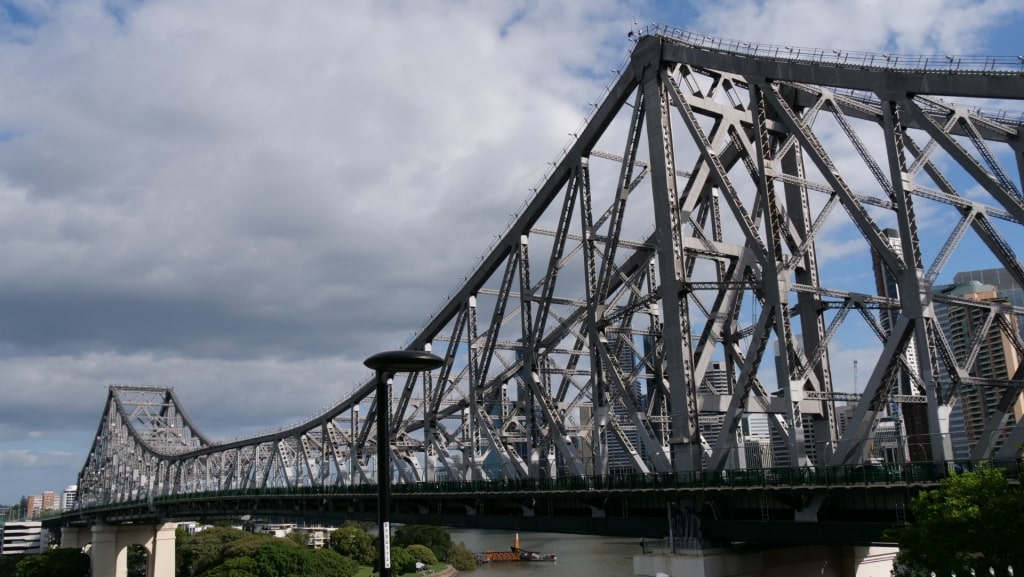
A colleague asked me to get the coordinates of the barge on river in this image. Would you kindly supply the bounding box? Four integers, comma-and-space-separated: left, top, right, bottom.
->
474, 533, 557, 563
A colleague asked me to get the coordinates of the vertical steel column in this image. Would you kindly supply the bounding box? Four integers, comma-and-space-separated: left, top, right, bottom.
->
641, 48, 701, 472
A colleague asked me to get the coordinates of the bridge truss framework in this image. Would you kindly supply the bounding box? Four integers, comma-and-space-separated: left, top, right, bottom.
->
78, 25, 1024, 509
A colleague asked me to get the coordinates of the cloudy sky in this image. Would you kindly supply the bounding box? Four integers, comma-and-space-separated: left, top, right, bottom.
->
1, 0, 1022, 505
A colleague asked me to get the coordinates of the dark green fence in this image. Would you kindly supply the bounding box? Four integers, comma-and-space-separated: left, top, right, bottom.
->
78, 458, 1021, 513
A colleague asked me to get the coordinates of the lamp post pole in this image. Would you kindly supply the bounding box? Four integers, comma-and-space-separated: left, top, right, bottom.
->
364, 350, 444, 577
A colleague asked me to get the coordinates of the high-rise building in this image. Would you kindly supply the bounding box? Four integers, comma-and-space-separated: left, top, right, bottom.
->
835, 403, 855, 438
641, 334, 667, 448
872, 228, 923, 461
61, 485, 78, 512
575, 403, 595, 475
701, 361, 746, 469
871, 417, 907, 463
937, 279, 1023, 455
932, 284, 968, 458
836, 402, 905, 462
772, 339, 824, 467
605, 334, 643, 473
40, 492, 55, 514
742, 413, 771, 441
700, 361, 729, 449
953, 268, 1024, 329
740, 436, 774, 469
739, 414, 774, 469
939, 268, 1024, 458
513, 341, 552, 476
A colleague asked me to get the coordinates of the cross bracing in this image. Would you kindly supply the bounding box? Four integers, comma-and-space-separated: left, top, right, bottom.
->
77, 24, 1024, 509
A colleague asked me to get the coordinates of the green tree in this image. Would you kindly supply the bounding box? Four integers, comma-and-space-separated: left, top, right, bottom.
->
175, 526, 191, 576
888, 466, 1024, 576
249, 540, 309, 577
128, 543, 148, 577
198, 536, 357, 577
309, 548, 358, 577
0, 554, 21, 577
176, 526, 250, 577
392, 525, 452, 561
328, 525, 376, 566
200, 556, 259, 577
220, 533, 276, 561
389, 546, 417, 576
11, 549, 90, 577
252, 539, 357, 577
342, 520, 375, 533
448, 541, 477, 571
405, 544, 438, 566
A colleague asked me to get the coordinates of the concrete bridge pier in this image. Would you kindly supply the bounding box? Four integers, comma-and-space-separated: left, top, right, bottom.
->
633, 544, 898, 577
60, 523, 177, 577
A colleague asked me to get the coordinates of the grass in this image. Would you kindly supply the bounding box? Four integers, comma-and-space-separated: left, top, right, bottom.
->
352, 562, 450, 577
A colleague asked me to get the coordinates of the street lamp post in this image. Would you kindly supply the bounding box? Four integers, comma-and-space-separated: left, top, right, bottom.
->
364, 350, 444, 577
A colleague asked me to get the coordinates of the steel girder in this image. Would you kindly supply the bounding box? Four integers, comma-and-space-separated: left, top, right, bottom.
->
77, 26, 1024, 508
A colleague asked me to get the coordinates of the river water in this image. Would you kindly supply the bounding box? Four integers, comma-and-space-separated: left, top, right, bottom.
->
447, 528, 639, 577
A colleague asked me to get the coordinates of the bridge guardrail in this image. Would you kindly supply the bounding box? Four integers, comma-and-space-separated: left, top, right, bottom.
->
642, 23, 1024, 76
71, 459, 1021, 515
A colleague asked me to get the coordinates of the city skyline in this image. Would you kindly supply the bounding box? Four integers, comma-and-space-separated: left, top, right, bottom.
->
2, 0, 1024, 504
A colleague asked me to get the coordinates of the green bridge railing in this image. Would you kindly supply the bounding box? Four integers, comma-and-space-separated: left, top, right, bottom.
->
74, 458, 1021, 513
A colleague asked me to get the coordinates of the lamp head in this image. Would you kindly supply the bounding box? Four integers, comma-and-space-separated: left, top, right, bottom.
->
364, 350, 444, 373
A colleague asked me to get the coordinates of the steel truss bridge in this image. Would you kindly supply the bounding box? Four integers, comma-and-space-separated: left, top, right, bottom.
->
73, 25, 1024, 535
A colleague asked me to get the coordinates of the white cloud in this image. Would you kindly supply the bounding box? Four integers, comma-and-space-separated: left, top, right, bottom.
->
0, 449, 77, 468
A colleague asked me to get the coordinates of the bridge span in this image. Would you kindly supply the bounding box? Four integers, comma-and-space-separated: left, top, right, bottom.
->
52, 22, 1024, 577
61, 459, 1020, 543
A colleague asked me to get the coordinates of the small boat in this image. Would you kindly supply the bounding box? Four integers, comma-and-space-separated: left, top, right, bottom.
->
475, 533, 557, 563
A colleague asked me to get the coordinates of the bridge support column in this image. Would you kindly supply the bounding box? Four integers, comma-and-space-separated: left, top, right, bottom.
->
633, 544, 897, 577
149, 523, 178, 577
59, 526, 91, 550
90, 526, 121, 577
86, 523, 177, 577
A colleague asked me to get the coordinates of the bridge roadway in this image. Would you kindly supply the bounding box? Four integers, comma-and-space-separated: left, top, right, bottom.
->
51, 459, 1021, 546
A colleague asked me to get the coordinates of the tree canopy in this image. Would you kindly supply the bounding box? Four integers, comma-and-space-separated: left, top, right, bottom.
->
405, 544, 439, 566
1, 519, 471, 577
888, 466, 1024, 576
4, 549, 90, 577
389, 546, 417, 575
176, 526, 251, 577
328, 525, 376, 566
392, 525, 453, 562
448, 541, 477, 571
175, 526, 357, 577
